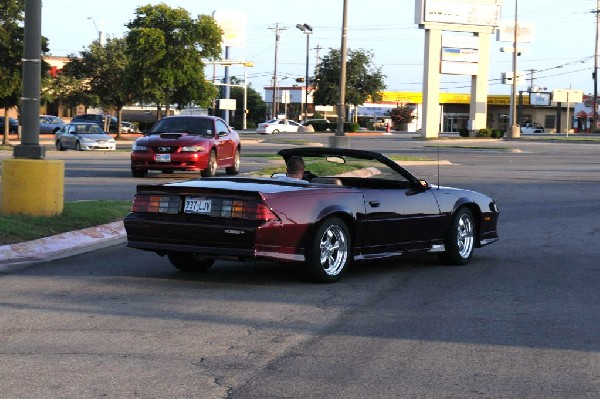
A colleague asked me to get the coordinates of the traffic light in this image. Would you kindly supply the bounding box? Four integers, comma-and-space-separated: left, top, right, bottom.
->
295, 77, 305, 83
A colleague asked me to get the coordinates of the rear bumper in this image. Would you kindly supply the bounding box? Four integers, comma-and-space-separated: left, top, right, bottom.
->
124, 213, 305, 262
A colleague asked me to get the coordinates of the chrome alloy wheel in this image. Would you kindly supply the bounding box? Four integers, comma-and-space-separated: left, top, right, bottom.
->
319, 223, 348, 276
456, 212, 474, 259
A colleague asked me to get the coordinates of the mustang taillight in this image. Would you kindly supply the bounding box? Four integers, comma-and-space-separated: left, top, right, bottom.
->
132, 195, 180, 214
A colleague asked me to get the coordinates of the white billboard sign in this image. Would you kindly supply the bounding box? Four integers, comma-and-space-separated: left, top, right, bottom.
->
441, 47, 480, 63
552, 89, 583, 103
529, 92, 551, 106
213, 9, 247, 47
219, 99, 237, 110
497, 20, 534, 43
416, 0, 502, 27
441, 60, 479, 75
442, 35, 480, 49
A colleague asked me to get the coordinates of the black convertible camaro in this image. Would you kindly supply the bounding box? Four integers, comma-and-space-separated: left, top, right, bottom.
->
124, 148, 499, 282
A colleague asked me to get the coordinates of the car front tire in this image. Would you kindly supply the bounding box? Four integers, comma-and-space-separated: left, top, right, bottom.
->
225, 148, 240, 175
168, 253, 215, 272
56, 140, 65, 151
439, 207, 475, 265
306, 217, 351, 283
201, 150, 217, 177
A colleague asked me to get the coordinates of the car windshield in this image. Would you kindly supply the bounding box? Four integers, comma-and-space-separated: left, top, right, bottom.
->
150, 117, 214, 135
75, 124, 104, 134
47, 116, 63, 124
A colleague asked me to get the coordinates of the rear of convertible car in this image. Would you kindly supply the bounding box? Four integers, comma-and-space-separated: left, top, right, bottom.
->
124, 179, 339, 263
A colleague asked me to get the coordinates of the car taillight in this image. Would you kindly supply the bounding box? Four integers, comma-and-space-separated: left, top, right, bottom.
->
211, 198, 279, 221
132, 194, 180, 214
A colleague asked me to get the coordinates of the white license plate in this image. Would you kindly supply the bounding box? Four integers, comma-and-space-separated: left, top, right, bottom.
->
156, 153, 171, 162
184, 197, 211, 214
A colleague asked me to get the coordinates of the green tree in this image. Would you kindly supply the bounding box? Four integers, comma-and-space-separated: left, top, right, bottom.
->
1, 0, 50, 144
310, 48, 386, 113
389, 105, 417, 130
0, 0, 24, 144
70, 37, 133, 138
125, 4, 222, 118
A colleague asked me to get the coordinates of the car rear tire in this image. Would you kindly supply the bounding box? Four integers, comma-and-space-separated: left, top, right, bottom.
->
201, 150, 217, 177
55, 141, 65, 151
225, 148, 240, 175
306, 217, 351, 283
168, 253, 215, 272
131, 168, 148, 177
272, 129, 279, 134
439, 207, 475, 265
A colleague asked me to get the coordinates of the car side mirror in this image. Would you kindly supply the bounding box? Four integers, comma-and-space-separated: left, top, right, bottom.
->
218, 131, 228, 137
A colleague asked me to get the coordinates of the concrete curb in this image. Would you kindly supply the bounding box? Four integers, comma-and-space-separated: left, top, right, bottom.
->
0, 221, 126, 271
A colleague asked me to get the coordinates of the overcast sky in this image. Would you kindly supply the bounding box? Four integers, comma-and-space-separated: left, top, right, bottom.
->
42, 0, 597, 97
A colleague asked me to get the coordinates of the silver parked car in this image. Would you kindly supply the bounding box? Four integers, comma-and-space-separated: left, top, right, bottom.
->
54, 122, 116, 151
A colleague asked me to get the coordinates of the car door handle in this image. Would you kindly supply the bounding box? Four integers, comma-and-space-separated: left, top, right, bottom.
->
368, 201, 380, 208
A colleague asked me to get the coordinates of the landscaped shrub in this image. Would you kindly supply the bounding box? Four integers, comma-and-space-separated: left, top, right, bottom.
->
491, 129, 505, 138
344, 122, 360, 132
476, 128, 492, 137
459, 128, 470, 137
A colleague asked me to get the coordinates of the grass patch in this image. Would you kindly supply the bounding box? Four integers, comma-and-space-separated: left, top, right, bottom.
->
425, 145, 513, 150
0, 200, 131, 245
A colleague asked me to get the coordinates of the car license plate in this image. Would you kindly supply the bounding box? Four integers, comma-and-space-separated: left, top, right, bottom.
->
184, 197, 211, 214
156, 153, 171, 162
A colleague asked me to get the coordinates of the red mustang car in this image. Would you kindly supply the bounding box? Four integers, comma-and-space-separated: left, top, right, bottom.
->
124, 147, 499, 283
130, 115, 241, 177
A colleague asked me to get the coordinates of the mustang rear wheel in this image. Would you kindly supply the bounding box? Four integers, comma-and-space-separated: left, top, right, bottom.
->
439, 207, 475, 265
201, 150, 217, 177
225, 148, 240, 175
307, 217, 351, 283
168, 253, 215, 272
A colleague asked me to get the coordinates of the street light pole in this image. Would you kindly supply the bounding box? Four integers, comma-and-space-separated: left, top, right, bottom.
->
87, 17, 103, 45
509, 0, 520, 138
296, 23, 312, 122
336, 0, 349, 137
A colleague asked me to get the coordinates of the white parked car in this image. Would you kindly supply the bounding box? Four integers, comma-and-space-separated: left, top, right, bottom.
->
256, 119, 302, 134
520, 122, 544, 133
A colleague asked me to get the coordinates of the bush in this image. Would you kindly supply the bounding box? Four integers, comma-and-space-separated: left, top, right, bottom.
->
344, 122, 360, 132
491, 129, 505, 138
459, 128, 470, 137
476, 128, 492, 137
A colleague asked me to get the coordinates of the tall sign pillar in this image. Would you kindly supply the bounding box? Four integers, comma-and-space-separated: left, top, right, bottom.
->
421, 29, 442, 138
415, 0, 502, 138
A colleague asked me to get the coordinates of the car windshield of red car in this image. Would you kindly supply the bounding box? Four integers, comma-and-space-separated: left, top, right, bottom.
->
150, 117, 214, 136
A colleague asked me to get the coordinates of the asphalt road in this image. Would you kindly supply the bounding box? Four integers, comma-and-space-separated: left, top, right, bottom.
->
0, 134, 599, 398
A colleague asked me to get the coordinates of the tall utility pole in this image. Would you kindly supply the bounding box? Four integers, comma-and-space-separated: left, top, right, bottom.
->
296, 23, 312, 122
509, 0, 520, 138
269, 24, 285, 119
593, 2, 600, 131
335, 0, 349, 138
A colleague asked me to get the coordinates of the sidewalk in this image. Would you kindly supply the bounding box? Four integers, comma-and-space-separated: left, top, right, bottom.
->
0, 221, 126, 271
